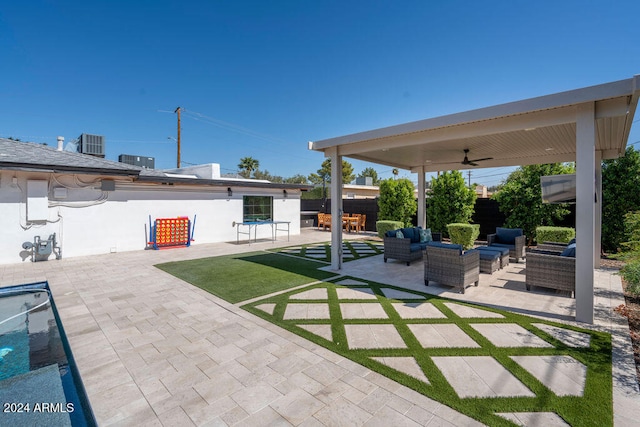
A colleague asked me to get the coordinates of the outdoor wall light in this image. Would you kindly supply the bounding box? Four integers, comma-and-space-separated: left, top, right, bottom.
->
283, 189, 288, 198
227, 187, 232, 197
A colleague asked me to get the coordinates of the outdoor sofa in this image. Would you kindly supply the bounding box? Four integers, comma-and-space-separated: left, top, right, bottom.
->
383, 227, 441, 266
525, 242, 576, 297
487, 227, 527, 262
424, 242, 480, 293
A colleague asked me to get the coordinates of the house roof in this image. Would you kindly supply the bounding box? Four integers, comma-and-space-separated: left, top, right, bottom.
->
0, 138, 142, 176
0, 138, 311, 190
310, 75, 640, 172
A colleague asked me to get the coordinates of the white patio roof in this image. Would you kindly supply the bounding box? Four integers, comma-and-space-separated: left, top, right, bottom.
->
310, 75, 640, 324
311, 76, 640, 172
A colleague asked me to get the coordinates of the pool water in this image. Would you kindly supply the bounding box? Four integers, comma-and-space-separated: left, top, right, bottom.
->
0, 282, 96, 426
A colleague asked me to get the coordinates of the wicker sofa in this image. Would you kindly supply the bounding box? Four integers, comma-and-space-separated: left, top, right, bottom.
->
424, 242, 480, 294
487, 227, 527, 263
525, 248, 575, 297
383, 227, 441, 266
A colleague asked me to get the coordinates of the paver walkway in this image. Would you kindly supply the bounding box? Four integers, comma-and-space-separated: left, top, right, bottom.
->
0, 229, 639, 426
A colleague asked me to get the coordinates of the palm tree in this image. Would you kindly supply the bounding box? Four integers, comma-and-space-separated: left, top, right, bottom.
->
238, 157, 259, 178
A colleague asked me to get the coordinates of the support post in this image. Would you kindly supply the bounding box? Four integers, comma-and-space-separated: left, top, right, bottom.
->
328, 148, 343, 270
575, 103, 596, 324
595, 150, 602, 268
417, 166, 426, 228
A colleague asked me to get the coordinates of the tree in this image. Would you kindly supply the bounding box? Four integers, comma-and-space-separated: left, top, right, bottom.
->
238, 157, 259, 178
358, 167, 380, 185
378, 178, 417, 227
427, 171, 476, 236
602, 146, 640, 252
284, 174, 309, 184
493, 163, 574, 245
308, 158, 355, 185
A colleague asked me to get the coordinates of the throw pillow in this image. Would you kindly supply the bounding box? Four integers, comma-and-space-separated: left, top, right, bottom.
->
420, 228, 433, 243
395, 230, 405, 239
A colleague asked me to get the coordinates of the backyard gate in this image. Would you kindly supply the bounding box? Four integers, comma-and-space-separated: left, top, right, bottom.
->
149, 216, 195, 249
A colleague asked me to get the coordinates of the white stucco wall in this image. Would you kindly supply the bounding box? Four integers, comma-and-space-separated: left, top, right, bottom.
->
0, 171, 301, 265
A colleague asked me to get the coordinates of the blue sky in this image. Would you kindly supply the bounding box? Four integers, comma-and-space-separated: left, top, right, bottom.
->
2, 1, 640, 187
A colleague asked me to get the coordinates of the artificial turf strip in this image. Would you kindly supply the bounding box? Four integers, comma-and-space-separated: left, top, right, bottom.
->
242, 277, 613, 427
269, 240, 383, 263
154, 251, 337, 304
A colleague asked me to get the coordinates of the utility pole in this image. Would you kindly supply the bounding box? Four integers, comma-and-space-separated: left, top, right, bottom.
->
468, 170, 472, 188
174, 107, 181, 168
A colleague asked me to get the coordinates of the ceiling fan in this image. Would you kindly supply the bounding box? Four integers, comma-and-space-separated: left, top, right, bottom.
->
460, 149, 493, 166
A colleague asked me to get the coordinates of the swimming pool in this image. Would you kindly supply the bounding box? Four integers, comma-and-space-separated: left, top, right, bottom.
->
0, 282, 96, 426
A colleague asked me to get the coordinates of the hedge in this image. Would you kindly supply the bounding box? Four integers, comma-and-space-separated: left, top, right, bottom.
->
446, 223, 480, 250
535, 226, 575, 244
376, 221, 404, 239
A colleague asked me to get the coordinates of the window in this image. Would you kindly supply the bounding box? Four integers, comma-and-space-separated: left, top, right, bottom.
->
243, 196, 273, 222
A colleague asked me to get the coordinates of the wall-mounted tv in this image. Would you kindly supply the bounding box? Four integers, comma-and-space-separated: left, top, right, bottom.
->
541, 174, 576, 204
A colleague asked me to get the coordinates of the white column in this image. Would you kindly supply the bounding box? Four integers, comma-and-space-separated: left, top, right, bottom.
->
595, 151, 602, 268
575, 103, 596, 324
328, 147, 343, 270
417, 166, 426, 228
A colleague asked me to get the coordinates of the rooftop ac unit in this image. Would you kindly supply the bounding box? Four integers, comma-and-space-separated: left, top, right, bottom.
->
78, 133, 105, 157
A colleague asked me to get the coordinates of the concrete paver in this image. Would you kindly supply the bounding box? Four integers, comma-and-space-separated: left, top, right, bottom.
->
532, 323, 592, 347
432, 356, 535, 398
391, 302, 447, 319
344, 325, 407, 349
510, 355, 587, 396
408, 324, 480, 348
370, 357, 430, 384
470, 323, 554, 347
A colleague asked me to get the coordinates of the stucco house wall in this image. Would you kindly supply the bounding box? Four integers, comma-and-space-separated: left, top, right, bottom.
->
0, 170, 301, 265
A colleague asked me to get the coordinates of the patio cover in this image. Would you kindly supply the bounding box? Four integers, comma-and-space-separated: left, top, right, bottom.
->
310, 74, 640, 324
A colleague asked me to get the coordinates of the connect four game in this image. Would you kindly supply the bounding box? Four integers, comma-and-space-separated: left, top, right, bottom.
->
149, 216, 194, 249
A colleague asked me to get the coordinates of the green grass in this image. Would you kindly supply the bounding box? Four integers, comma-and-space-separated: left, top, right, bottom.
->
269, 240, 383, 263
243, 277, 613, 427
155, 251, 336, 303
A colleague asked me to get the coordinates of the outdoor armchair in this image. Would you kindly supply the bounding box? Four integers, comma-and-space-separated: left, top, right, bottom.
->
487, 227, 527, 262
383, 227, 440, 266
424, 243, 480, 294
525, 249, 575, 297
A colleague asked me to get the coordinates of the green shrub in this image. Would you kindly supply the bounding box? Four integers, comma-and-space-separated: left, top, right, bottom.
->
446, 223, 480, 250
535, 226, 575, 244
620, 260, 640, 296
378, 178, 417, 227
621, 211, 640, 252
376, 220, 404, 239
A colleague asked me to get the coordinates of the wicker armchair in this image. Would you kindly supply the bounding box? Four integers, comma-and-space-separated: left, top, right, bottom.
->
536, 241, 569, 252
424, 244, 480, 294
383, 228, 441, 266
487, 227, 527, 263
383, 236, 424, 266
525, 250, 575, 297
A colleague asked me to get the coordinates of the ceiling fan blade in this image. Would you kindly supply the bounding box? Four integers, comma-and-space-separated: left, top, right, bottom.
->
468, 161, 478, 166
468, 157, 493, 163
